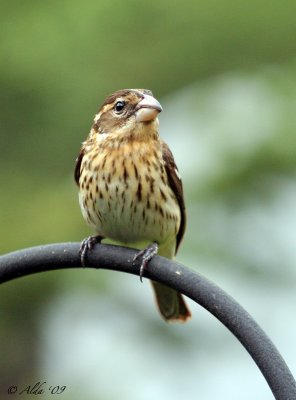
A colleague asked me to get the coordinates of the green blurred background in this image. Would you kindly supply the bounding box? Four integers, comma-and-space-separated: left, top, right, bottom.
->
1, 1, 296, 399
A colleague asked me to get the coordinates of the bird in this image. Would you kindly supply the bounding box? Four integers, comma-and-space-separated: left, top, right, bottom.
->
75, 88, 191, 322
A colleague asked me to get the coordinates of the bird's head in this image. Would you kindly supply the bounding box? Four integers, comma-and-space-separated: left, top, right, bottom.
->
90, 89, 162, 141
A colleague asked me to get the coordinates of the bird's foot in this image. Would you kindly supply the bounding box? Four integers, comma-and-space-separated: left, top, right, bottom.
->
79, 235, 103, 267
132, 242, 159, 282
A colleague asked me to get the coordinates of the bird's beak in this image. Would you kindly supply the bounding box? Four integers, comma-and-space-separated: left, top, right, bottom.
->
135, 94, 162, 122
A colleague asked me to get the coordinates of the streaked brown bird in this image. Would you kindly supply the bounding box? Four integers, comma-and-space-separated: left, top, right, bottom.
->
75, 89, 191, 322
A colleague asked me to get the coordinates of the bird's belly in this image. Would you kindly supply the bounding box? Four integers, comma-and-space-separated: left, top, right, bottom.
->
79, 173, 180, 245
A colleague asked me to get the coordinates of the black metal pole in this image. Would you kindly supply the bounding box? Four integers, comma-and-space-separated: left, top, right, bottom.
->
0, 242, 295, 399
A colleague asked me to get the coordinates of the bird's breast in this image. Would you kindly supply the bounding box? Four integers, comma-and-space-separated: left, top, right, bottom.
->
78, 140, 180, 245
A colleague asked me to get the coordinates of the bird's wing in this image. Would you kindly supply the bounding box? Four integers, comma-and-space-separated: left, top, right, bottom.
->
74, 148, 85, 186
161, 141, 186, 254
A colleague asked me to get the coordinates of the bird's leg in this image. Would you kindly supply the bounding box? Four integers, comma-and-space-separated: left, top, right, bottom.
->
132, 242, 159, 282
79, 235, 103, 267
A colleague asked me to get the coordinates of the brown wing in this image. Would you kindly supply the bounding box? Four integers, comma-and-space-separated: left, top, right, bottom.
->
74, 148, 85, 186
161, 141, 186, 254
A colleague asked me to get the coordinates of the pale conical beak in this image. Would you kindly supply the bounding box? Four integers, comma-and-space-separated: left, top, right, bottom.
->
135, 94, 162, 122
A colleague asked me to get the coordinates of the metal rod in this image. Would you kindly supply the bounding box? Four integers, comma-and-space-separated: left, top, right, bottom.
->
0, 242, 295, 399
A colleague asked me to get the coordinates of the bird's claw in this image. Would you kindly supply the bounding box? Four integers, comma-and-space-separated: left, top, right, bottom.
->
132, 242, 159, 282
79, 235, 102, 267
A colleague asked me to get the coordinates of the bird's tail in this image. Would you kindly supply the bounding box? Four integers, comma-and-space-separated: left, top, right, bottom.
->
151, 281, 191, 322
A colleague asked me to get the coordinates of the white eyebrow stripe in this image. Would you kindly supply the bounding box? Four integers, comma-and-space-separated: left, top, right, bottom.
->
130, 89, 144, 97
94, 112, 102, 122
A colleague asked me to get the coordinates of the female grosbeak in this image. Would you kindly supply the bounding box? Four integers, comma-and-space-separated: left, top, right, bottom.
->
75, 89, 191, 322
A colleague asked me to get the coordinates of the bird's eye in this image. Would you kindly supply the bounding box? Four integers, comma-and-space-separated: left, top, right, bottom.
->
114, 100, 126, 113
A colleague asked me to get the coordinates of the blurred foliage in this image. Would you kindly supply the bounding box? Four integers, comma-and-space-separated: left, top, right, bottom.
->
1, 0, 296, 180
1, 0, 296, 398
